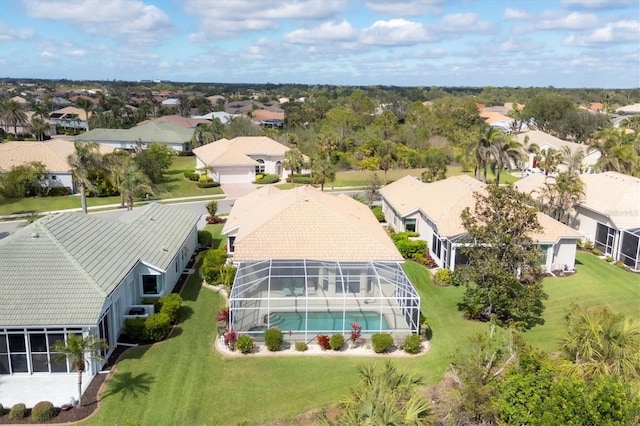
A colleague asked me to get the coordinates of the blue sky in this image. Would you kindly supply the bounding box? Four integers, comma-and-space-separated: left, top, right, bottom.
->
1, 0, 638, 88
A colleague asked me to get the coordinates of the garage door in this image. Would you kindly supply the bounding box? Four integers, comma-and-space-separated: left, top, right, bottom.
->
218, 168, 251, 184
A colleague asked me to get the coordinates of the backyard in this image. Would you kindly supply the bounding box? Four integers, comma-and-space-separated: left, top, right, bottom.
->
80, 249, 639, 425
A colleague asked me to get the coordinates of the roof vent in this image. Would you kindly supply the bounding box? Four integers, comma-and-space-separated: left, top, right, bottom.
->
30, 232, 39, 238
162, 246, 168, 252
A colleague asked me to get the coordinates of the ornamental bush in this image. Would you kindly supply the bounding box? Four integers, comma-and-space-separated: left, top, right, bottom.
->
371, 206, 385, 222
196, 181, 220, 188
592, 248, 602, 256
224, 330, 237, 350
330, 334, 345, 350
371, 333, 394, 353
144, 312, 171, 341
295, 341, 308, 352
264, 328, 284, 351
254, 173, 280, 184
317, 334, 330, 350
198, 230, 214, 248
159, 293, 182, 323
31, 401, 56, 421
235, 335, 254, 354
124, 317, 146, 340
403, 334, 422, 354
434, 268, 453, 286
8, 403, 26, 421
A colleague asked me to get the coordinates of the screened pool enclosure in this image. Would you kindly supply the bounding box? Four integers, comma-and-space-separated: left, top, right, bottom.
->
228, 260, 421, 341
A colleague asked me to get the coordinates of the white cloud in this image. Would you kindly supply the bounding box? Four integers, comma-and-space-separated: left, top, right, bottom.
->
537, 12, 599, 30
360, 19, 433, 45
364, 0, 443, 17
503, 8, 527, 20
67, 49, 86, 57
22, 0, 172, 44
440, 13, 496, 33
0, 24, 35, 41
561, 0, 637, 9
284, 20, 357, 44
40, 51, 54, 58
564, 20, 640, 45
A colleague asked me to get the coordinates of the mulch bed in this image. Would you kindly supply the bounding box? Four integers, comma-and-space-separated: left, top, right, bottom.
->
0, 346, 129, 424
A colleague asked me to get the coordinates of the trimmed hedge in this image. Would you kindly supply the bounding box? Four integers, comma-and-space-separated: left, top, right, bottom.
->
236, 335, 254, 354
371, 333, 394, 353
295, 341, 308, 352
286, 176, 313, 184
403, 334, 422, 354
124, 317, 146, 340
254, 174, 280, 184
264, 328, 284, 351
330, 334, 345, 350
159, 293, 182, 323
31, 401, 56, 421
198, 230, 214, 247
196, 181, 220, 188
8, 404, 26, 421
144, 312, 171, 341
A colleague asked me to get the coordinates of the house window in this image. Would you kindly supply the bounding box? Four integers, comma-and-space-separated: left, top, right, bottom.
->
51, 175, 57, 180
404, 218, 416, 233
228, 236, 236, 253
142, 275, 159, 295
538, 245, 550, 265
255, 159, 265, 174
432, 233, 442, 260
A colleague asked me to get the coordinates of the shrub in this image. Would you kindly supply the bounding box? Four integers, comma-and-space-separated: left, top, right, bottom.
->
124, 317, 146, 340
592, 248, 602, 256
317, 334, 330, 350
614, 261, 629, 271
141, 297, 162, 313
434, 268, 452, 286
48, 187, 71, 197
403, 334, 422, 354
395, 239, 427, 259
224, 330, 237, 350
350, 322, 362, 345
295, 341, 308, 352
371, 333, 394, 353
196, 181, 220, 188
183, 170, 195, 179
202, 248, 229, 284
206, 200, 218, 216
159, 293, 182, 323
235, 335, 254, 354
31, 401, 56, 421
144, 312, 171, 341
198, 230, 214, 247
286, 175, 313, 184
206, 215, 224, 224
605, 256, 614, 262
264, 328, 284, 351
330, 334, 345, 350
582, 239, 594, 250
371, 206, 385, 222
254, 173, 280, 184
8, 403, 26, 421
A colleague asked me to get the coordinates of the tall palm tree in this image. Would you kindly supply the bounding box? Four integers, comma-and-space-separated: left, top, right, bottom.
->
535, 147, 564, 176
590, 128, 639, 176
105, 152, 154, 209
0, 99, 29, 135
52, 334, 107, 407
75, 97, 93, 131
310, 154, 336, 191
561, 145, 585, 175
466, 126, 501, 183
537, 172, 585, 223
491, 136, 524, 185
377, 140, 397, 184
30, 117, 48, 141
284, 147, 305, 187
67, 141, 103, 214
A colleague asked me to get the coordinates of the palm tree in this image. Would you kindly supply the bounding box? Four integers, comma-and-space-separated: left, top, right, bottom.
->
377, 140, 397, 184
559, 305, 640, 382
0, 99, 29, 136
590, 128, 639, 176
310, 155, 336, 191
284, 147, 305, 187
561, 145, 585, 175
190, 120, 223, 148
29, 117, 48, 141
75, 97, 93, 131
52, 334, 107, 407
491, 136, 524, 185
67, 141, 103, 214
105, 152, 154, 209
466, 126, 501, 183
535, 147, 564, 176
537, 172, 585, 223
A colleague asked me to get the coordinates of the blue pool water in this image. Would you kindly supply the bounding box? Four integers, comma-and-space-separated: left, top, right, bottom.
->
266, 311, 389, 332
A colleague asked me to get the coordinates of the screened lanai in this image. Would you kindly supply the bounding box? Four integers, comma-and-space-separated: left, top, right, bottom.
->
228, 259, 421, 341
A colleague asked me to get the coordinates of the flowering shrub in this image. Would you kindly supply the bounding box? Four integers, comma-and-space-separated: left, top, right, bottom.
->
217, 307, 229, 323
317, 334, 330, 350
350, 322, 362, 345
224, 330, 237, 350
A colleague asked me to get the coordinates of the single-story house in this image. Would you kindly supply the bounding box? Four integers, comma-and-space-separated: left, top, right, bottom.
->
0, 139, 114, 193
191, 111, 238, 124
0, 203, 201, 406
515, 171, 640, 271
136, 115, 210, 128
380, 175, 581, 273
193, 136, 308, 184
75, 121, 195, 152
223, 185, 421, 341
0, 110, 56, 137
516, 130, 601, 173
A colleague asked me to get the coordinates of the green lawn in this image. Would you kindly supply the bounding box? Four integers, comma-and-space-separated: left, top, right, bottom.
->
82, 250, 638, 425
0, 156, 222, 216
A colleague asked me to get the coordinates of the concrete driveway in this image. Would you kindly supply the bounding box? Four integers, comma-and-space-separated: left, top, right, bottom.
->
220, 183, 258, 199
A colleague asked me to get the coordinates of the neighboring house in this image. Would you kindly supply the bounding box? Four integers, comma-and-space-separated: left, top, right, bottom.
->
479, 110, 529, 134
615, 103, 640, 115
75, 121, 195, 152
50, 106, 92, 131
193, 136, 308, 184
0, 139, 114, 193
516, 129, 601, 173
0, 203, 201, 406
380, 175, 581, 273
161, 98, 180, 107
223, 185, 421, 341
0, 110, 55, 137
515, 172, 640, 271
136, 114, 209, 128
191, 111, 238, 124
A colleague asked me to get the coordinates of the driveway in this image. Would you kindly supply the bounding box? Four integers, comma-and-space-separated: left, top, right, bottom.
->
220, 183, 258, 199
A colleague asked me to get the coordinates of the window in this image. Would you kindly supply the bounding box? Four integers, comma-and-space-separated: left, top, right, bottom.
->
404, 218, 416, 233
255, 159, 265, 174
142, 275, 159, 295
538, 245, 550, 265
432, 233, 442, 259
228, 236, 236, 253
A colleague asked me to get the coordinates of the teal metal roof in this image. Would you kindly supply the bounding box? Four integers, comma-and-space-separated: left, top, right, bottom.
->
0, 203, 201, 327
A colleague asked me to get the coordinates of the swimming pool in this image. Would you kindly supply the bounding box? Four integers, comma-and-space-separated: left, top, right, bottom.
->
266, 311, 389, 332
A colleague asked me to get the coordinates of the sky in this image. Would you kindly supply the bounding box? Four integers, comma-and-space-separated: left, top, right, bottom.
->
0, 0, 639, 88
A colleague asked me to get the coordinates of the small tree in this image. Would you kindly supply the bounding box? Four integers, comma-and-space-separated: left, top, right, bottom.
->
366, 172, 381, 207
206, 200, 218, 217
51, 334, 107, 407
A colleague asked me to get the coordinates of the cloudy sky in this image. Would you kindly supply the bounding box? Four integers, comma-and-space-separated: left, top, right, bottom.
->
1, 0, 638, 88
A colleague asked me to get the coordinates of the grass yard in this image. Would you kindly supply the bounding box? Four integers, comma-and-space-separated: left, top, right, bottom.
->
82, 250, 638, 425
0, 156, 222, 216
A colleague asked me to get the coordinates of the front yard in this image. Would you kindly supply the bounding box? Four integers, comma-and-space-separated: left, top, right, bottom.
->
82, 243, 638, 425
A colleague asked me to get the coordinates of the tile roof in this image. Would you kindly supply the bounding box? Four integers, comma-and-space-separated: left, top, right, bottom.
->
75, 121, 194, 144
0, 203, 201, 327
0, 139, 114, 172
515, 130, 598, 158
380, 175, 580, 242
50, 106, 91, 122
136, 115, 210, 128
193, 136, 290, 166
223, 185, 403, 262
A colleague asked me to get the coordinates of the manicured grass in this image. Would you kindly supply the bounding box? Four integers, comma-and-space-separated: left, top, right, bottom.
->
0, 156, 222, 216
203, 224, 225, 249
83, 252, 637, 424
